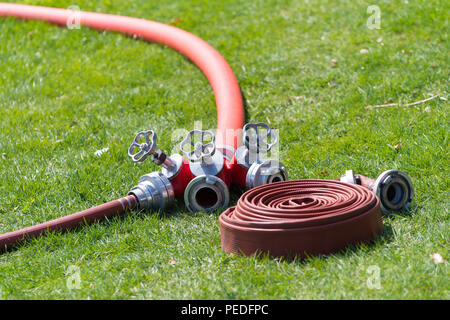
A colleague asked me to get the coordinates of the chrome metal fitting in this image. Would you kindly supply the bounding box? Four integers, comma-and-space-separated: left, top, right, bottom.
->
128, 172, 175, 211
372, 170, 414, 213
128, 129, 157, 163
340, 169, 357, 185
340, 169, 414, 213
236, 122, 278, 168
184, 175, 230, 213
180, 129, 224, 176
246, 159, 288, 189
128, 129, 182, 179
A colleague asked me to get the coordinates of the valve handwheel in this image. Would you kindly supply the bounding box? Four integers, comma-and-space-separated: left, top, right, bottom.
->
128, 130, 158, 163
180, 129, 216, 163
243, 122, 277, 153
180, 129, 224, 177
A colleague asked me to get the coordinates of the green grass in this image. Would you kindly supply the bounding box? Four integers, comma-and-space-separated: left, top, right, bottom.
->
0, 0, 448, 299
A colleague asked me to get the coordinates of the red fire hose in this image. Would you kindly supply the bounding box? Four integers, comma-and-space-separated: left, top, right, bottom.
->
219, 180, 383, 258
0, 196, 137, 249
0, 3, 244, 250
0, 3, 245, 147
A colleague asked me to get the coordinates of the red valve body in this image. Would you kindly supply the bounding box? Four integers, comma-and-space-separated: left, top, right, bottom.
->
168, 158, 194, 197
230, 158, 248, 189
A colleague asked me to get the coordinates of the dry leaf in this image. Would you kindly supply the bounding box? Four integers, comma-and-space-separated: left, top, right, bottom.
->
170, 17, 183, 25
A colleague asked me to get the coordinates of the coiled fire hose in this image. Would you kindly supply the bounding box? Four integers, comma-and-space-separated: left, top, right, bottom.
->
0, 4, 414, 258
219, 180, 383, 258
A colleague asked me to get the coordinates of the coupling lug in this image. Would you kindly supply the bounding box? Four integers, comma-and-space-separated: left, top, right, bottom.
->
340, 170, 356, 184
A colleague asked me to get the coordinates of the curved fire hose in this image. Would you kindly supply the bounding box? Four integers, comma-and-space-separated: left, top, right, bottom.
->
0, 3, 245, 147
0, 3, 245, 251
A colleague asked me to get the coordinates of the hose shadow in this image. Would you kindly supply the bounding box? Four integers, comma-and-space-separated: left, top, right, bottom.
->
240, 87, 250, 123
246, 220, 396, 265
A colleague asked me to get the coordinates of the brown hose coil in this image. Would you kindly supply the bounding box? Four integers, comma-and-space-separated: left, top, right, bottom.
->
219, 180, 383, 258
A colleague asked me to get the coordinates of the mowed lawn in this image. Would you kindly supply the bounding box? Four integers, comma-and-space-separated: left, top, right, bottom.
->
0, 0, 448, 299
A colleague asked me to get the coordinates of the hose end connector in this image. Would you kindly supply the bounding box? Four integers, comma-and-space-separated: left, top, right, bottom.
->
371, 170, 414, 213
184, 175, 230, 213
246, 159, 288, 189
341, 169, 414, 213
128, 172, 175, 211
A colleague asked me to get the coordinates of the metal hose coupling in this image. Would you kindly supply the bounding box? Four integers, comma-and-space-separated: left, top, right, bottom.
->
235, 122, 288, 188
340, 169, 414, 213
128, 172, 175, 210
180, 129, 230, 212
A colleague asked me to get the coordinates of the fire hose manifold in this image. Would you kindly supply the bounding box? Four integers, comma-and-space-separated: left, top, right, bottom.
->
127, 122, 287, 214
0, 3, 414, 259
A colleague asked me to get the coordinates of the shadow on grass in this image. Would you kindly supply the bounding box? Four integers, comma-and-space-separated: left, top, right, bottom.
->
246, 203, 422, 265
237, 216, 398, 266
